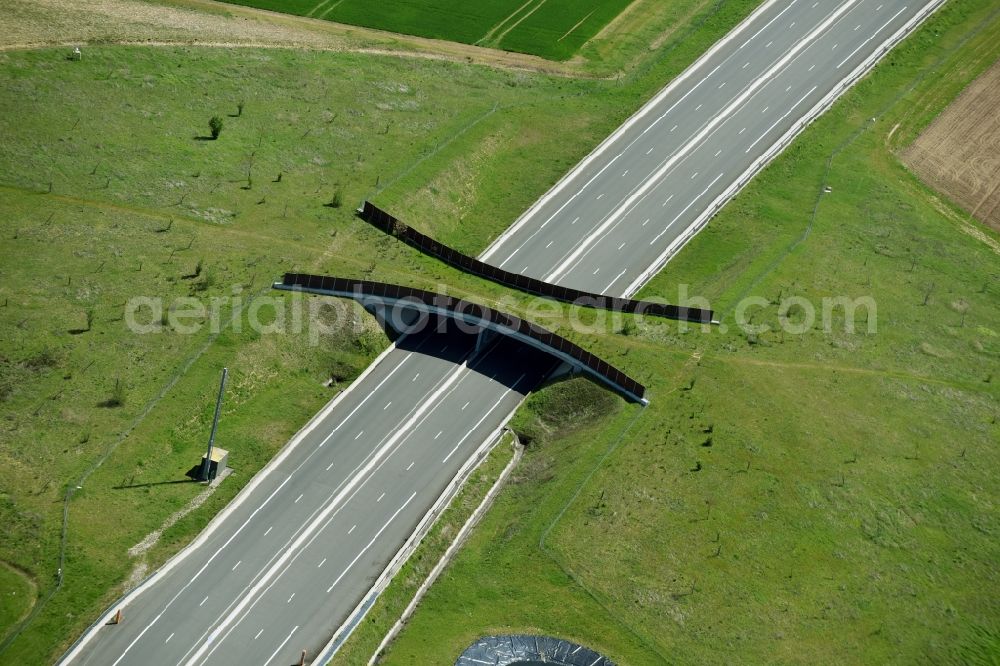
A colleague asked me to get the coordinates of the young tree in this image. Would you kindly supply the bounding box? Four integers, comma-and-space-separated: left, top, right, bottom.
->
209, 116, 223, 140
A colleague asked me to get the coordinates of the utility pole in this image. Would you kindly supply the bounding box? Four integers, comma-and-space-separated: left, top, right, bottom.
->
201, 367, 228, 481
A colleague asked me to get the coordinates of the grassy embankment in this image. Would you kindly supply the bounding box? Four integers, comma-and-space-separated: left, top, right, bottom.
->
366, 1, 1000, 664
0, 1, 763, 660
0, 564, 34, 646
0, 48, 582, 662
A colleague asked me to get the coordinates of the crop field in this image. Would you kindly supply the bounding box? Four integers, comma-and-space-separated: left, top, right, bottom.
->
901, 58, 1000, 233
221, 0, 636, 60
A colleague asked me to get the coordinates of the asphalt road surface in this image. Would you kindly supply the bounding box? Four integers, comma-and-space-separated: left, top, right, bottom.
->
62, 0, 942, 663
481, 0, 941, 298
63, 324, 556, 665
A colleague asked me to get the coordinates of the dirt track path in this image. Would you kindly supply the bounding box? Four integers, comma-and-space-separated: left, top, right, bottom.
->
1, 0, 597, 77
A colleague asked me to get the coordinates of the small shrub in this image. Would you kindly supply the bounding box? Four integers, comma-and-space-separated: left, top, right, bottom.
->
0, 360, 14, 402
100, 379, 126, 408
209, 116, 223, 140
328, 190, 343, 208
329, 358, 357, 384
191, 266, 215, 293
24, 348, 61, 371
510, 377, 619, 448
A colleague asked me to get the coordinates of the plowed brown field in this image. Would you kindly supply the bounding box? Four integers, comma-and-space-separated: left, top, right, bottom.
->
902, 58, 1000, 232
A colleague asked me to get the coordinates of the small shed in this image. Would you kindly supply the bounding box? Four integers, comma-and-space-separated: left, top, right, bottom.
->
201, 447, 229, 481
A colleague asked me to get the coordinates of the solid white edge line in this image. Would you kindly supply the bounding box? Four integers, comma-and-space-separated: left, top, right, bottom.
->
314, 406, 524, 664
366, 433, 523, 665
180, 361, 469, 666
182, 343, 470, 666
316, 5, 950, 657
543, 0, 861, 284
744, 85, 818, 154
649, 173, 726, 245
621, 0, 947, 297
442, 374, 525, 463
65, 1, 946, 663
477, 0, 786, 262
57, 340, 401, 665
316, 14, 951, 659
836, 5, 908, 68
325, 493, 417, 593
260, 625, 297, 666
111, 473, 297, 666
494, 61, 724, 270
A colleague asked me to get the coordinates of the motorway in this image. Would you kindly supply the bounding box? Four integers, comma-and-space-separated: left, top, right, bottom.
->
64, 326, 556, 665
481, 0, 941, 297
62, 0, 942, 664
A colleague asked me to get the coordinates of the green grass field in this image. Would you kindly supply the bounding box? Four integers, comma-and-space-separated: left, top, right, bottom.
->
0, 1, 767, 659
0, 47, 583, 662
1, 0, 998, 662
341, 0, 1000, 663
220, 0, 635, 60
0, 564, 34, 647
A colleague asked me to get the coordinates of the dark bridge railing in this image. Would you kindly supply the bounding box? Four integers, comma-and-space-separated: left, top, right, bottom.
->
279, 273, 647, 403
358, 201, 714, 325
